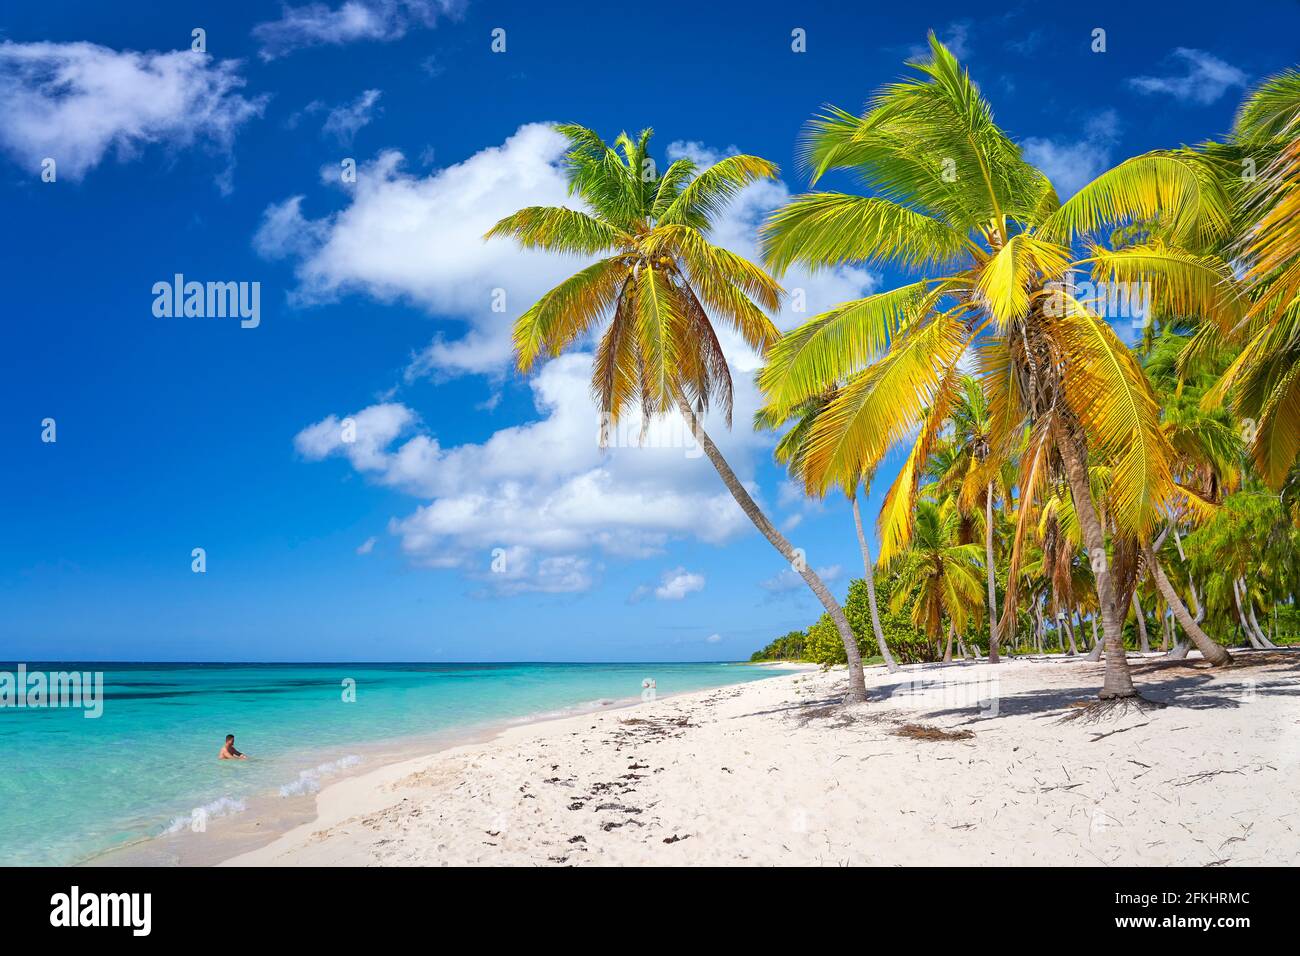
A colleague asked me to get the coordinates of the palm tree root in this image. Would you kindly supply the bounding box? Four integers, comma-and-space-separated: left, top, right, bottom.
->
1058, 694, 1167, 725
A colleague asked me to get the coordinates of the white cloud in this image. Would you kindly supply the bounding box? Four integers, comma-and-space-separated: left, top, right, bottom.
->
356, 536, 377, 554
778, 479, 814, 509
653, 567, 706, 601
1128, 49, 1247, 105
1021, 110, 1120, 198
253, 196, 332, 260
474, 547, 596, 596
321, 89, 382, 145
0, 41, 264, 183
294, 354, 770, 593
254, 123, 578, 376
252, 0, 465, 61
705, 632, 723, 644
295, 402, 416, 471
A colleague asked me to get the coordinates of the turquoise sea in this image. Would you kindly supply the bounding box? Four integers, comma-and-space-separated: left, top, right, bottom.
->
0, 661, 790, 866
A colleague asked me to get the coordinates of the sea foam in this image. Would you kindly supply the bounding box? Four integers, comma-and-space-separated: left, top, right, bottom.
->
162, 796, 247, 834
278, 755, 363, 797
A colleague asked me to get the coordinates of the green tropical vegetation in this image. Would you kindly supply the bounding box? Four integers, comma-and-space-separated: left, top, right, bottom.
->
493, 35, 1300, 707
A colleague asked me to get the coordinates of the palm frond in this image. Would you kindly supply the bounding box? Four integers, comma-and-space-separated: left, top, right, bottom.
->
513, 256, 629, 371
760, 191, 970, 275
975, 234, 1070, 328
658, 154, 778, 229
757, 281, 934, 417
484, 205, 630, 255
1039, 149, 1234, 249
798, 310, 973, 493
1084, 242, 1245, 334
876, 362, 963, 564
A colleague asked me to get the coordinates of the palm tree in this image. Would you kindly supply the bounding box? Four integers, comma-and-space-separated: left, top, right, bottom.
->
758, 394, 900, 672
755, 36, 1235, 701
928, 376, 1008, 660
486, 125, 870, 702
1036, 486, 1085, 655
888, 499, 985, 662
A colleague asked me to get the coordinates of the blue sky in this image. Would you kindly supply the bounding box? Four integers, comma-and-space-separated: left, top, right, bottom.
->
3, 0, 1298, 662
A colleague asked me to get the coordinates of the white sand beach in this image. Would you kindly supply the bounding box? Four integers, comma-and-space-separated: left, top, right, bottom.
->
224, 652, 1300, 867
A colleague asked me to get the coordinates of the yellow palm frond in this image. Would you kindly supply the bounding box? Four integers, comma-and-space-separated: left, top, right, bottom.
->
634, 265, 685, 414
876, 362, 963, 564
1171, 482, 1219, 526
646, 225, 782, 312
1250, 359, 1300, 487
1039, 150, 1233, 249
757, 281, 936, 417
975, 234, 1070, 327
593, 281, 640, 422
1243, 137, 1300, 310
999, 412, 1055, 642
799, 310, 973, 493
1084, 242, 1245, 334
973, 332, 1026, 466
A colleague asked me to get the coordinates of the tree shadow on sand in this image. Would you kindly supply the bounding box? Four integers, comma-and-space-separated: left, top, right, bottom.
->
731, 652, 1300, 726
916, 654, 1300, 725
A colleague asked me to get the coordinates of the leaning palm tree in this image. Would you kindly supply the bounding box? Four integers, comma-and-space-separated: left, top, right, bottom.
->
486, 125, 870, 702
756, 35, 1236, 702
888, 499, 985, 662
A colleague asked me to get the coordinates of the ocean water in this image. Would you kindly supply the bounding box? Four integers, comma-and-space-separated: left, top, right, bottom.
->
0, 661, 791, 866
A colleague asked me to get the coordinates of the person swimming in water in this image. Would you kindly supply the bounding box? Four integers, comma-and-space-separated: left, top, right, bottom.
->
218, 734, 248, 760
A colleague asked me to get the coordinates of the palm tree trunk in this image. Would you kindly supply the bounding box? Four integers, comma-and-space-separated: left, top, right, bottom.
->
1242, 582, 1278, 648
677, 398, 867, 703
1146, 549, 1232, 666
1172, 526, 1205, 623
1055, 421, 1134, 697
1132, 593, 1150, 654
1165, 642, 1190, 659
851, 496, 900, 672
984, 481, 1001, 663
1233, 579, 1266, 649
1064, 611, 1079, 656
943, 621, 955, 663
1087, 613, 1104, 661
